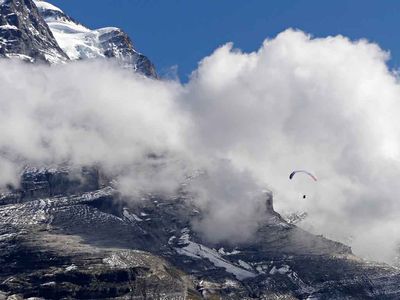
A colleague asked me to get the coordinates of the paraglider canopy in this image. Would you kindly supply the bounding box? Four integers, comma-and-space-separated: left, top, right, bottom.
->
289, 170, 317, 200
289, 170, 317, 181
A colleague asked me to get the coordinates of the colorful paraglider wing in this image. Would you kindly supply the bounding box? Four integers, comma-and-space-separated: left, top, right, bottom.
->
289, 170, 317, 181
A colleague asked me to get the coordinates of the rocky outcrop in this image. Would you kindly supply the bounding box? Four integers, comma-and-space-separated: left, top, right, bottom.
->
99, 27, 157, 78
0, 0, 68, 63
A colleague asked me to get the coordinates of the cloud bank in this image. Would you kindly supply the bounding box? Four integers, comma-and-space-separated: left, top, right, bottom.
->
1, 29, 400, 263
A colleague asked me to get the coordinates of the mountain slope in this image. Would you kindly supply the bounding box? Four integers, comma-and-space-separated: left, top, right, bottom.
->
0, 167, 400, 299
34, 0, 157, 77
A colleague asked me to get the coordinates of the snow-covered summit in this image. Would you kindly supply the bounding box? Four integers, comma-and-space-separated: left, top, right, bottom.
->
33, 0, 157, 77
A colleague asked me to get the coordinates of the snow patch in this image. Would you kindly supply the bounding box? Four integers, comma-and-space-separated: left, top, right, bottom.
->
0, 233, 17, 241
5, 53, 34, 62
34, 1, 63, 13
168, 235, 176, 245
123, 208, 143, 222
65, 264, 77, 272
175, 230, 256, 280
269, 265, 291, 275
238, 260, 253, 270
0, 24, 18, 30
218, 247, 241, 256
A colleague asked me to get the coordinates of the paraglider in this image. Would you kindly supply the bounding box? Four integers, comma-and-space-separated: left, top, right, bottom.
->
289, 170, 317, 181
289, 170, 317, 199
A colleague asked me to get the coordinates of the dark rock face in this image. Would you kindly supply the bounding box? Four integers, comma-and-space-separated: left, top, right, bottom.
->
0, 167, 100, 205
99, 28, 157, 78
1, 169, 400, 299
0, 0, 68, 63
21, 166, 100, 200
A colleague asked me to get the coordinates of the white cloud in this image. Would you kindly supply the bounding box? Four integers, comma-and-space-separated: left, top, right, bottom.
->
1, 29, 400, 263
186, 29, 400, 262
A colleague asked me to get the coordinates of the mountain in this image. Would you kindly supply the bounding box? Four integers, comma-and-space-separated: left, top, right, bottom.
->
0, 0, 157, 77
1, 1, 400, 299
0, 167, 400, 299
33, 0, 157, 77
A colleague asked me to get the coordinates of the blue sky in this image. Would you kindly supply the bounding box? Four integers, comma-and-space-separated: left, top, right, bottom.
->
50, 0, 400, 81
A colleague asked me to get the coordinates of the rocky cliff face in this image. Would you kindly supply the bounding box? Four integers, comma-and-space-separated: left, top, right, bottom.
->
0, 0, 68, 63
0, 168, 400, 299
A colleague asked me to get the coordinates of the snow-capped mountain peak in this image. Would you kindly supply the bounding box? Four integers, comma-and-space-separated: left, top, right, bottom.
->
0, 0, 156, 76
33, 0, 157, 76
